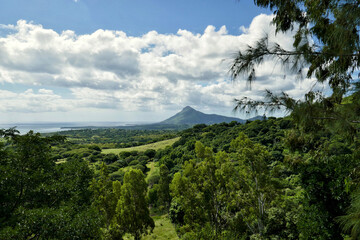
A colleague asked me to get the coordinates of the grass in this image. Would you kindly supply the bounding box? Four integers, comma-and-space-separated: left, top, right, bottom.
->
146, 161, 159, 182
102, 137, 180, 154
123, 214, 178, 240
143, 214, 178, 240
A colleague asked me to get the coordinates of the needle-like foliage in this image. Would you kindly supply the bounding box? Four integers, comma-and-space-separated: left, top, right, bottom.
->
231, 0, 360, 140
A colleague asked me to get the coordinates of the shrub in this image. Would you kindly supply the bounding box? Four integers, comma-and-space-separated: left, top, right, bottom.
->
119, 151, 132, 159
144, 149, 156, 158
88, 145, 101, 152
147, 174, 160, 187
129, 160, 139, 166
104, 154, 119, 164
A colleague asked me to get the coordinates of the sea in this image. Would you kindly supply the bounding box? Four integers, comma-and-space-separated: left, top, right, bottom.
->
0, 122, 150, 135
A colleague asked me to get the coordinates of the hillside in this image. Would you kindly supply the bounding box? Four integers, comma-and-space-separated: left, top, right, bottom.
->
160, 106, 246, 125
60, 106, 263, 130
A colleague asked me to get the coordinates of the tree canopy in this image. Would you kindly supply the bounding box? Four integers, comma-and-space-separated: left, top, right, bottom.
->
231, 0, 360, 140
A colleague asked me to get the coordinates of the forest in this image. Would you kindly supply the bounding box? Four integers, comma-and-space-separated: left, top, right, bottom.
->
1, 0, 360, 239
0, 117, 360, 239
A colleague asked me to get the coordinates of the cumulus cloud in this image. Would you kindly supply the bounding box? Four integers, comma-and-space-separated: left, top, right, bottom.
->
0, 89, 73, 112
0, 14, 319, 117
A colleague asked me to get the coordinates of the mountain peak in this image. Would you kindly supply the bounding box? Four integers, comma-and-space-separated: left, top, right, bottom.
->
182, 106, 195, 111
160, 106, 245, 125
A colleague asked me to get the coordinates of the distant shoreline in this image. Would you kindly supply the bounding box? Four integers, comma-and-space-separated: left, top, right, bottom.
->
0, 121, 153, 134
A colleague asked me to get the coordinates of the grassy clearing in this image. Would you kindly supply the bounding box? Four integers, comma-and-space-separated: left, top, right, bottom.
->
102, 137, 180, 155
123, 214, 178, 240
143, 214, 178, 240
146, 162, 158, 182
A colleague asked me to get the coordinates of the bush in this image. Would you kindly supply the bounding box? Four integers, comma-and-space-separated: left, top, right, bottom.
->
144, 149, 156, 159
132, 164, 145, 173
108, 163, 122, 173
137, 155, 150, 164
148, 185, 159, 206
169, 198, 185, 225
130, 150, 139, 156
110, 171, 125, 182
125, 156, 135, 164
147, 174, 160, 187
103, 154, 119, 164
129, 160, 139, 166
113, 160, 128, 168
88, 145, 101, 152
119, 151, 132, 159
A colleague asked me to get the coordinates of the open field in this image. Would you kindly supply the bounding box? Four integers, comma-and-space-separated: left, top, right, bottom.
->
102, 137, 180, 154
123, 214, 178, 240
143, 214, 178, 240
146, 161, 158, 182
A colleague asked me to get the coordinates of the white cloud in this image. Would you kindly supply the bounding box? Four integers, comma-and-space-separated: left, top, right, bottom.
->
0, 89, 72, 113
0, 14, 318, 119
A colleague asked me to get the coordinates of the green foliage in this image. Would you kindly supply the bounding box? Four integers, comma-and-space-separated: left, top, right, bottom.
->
231, 0, 360, 140
0, 131, 101, 239
148, 184, 159, 207
116, 169, 155, 240
338, 191, 360, 239
102, 137, 180, 155
144, 148, 156, 158
169, 197, 185, 226
2, 107, 357, 239
158, 164, 171, 209
170, 134, 298, 238
142, 214, 179, 240
91, 167, 154, 240
45, 128, 178, 146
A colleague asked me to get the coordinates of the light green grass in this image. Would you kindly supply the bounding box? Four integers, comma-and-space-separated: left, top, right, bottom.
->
123, 214, 178, 240
143, 214, 179, 240
102, 137, 180, 155
146, 162, 158, 182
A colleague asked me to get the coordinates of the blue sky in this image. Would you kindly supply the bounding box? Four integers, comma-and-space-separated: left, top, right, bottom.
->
0, 1, 317, 124
0, 0, 269, 35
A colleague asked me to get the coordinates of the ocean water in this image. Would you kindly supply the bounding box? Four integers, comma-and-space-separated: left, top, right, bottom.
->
0, 122, 149, 134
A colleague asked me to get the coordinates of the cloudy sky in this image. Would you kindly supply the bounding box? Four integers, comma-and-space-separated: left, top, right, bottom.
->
0, 0, 320, 124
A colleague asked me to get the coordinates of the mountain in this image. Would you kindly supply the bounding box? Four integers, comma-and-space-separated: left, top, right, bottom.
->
159, 106, 247, 125
61, 106, 264, 131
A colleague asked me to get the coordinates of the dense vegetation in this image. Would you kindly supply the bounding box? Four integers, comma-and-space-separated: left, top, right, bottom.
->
44, 128, 177, 146
1, 116, 359, 239
1, 0, 360, 239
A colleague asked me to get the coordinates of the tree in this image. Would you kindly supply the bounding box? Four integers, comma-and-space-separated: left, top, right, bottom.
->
229, 133, 280, 238
231, 1, 360, 237
338, 191, 360, 239
158, 164, 171, 210
116, 169, 154, 240
170, 143, 237, 238
90, 163, 121, 239
230, 0, 360, 140
170, 137, 297, 239
91, 166, 154, 240
0, 131, 101, 239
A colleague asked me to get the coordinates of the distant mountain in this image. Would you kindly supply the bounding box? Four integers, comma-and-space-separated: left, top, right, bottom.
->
60, 106, 265, 131
159, 106, 248, 125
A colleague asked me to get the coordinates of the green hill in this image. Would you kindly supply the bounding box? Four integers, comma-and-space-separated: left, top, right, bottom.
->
160, 106, 245, 125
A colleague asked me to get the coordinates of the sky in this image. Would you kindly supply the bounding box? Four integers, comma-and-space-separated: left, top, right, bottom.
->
0, 0, 321, 124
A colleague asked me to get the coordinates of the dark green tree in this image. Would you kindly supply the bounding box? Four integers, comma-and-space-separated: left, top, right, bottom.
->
90, 163, 122, 239
231, 0, 360, 140
116, 169, 154, 240
0, 131, 101, 239
170, 137, 297, 239
158, 164, 171, 210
